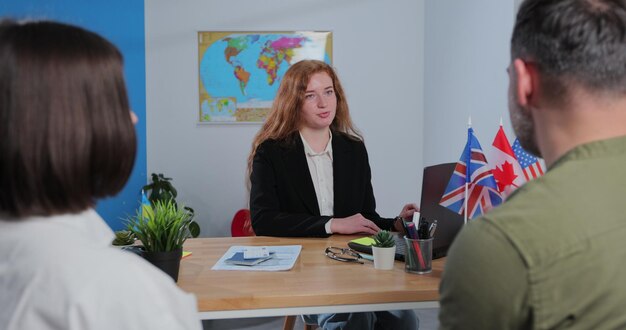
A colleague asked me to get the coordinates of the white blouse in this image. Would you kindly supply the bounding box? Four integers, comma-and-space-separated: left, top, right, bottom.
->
0, 209, 201, 330
300, 132, 335, 233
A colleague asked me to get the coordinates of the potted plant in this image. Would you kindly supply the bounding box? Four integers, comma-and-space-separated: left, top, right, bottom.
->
372, 230, 396, 270
126, 199, 194, 281
111, 230, 135, 247
143, 173, 200, 238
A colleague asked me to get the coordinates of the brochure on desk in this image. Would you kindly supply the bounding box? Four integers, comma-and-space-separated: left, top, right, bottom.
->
212, 245, 302, 271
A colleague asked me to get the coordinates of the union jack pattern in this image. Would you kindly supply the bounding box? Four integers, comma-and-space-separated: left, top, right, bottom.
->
440, 128, 503, 219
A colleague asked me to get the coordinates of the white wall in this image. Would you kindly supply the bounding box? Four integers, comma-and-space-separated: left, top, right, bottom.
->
145, 0, 425, 237
423, 0, 516, 166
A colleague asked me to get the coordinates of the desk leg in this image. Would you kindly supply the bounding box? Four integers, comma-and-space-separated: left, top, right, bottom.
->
283, 315, 297, 330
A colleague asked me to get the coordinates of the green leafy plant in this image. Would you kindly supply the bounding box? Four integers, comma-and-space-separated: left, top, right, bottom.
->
372, 230, 396, 248
142, 173, 200, 238
126, 199, 194, 252
111, 230, 135, 246
143, 173, 177, 203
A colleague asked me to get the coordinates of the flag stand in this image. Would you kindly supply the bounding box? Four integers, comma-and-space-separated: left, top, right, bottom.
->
439, 117, 504, 224
464, 117, 471, 225
464, 182, 468, 225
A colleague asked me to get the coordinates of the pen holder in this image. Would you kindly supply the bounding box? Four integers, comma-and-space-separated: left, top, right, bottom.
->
404, 236, 433, 274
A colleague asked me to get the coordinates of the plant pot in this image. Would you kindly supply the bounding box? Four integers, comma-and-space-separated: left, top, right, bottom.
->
372, 246, 396, 270
142, 248, 182, 281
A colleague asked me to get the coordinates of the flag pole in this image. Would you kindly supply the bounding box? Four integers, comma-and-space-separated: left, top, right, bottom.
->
464, 117, 471, 225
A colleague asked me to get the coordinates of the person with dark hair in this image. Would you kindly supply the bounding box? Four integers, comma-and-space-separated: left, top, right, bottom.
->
438, 0, 626, 328
248, 59, 418, 329
0, 20, 200, 330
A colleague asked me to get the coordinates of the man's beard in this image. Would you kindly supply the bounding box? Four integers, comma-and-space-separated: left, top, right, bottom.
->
509, 98, 541, 157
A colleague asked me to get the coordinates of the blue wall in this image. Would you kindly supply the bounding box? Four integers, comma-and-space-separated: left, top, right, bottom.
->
0, 0, 147, 230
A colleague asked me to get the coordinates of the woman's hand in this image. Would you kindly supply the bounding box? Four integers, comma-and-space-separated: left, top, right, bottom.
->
398, 203, 420, 220
392, 203, 420, 233
331, 213, 380, 235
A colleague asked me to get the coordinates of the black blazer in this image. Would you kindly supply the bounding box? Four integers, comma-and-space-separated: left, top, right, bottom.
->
250, 132, 393, 237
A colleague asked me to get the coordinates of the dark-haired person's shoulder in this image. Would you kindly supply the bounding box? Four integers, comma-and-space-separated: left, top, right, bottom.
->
79, 249, 201, 329
439, 214, 530, 329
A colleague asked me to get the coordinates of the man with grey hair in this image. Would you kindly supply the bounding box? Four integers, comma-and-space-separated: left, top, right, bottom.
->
438, 0, 626, 329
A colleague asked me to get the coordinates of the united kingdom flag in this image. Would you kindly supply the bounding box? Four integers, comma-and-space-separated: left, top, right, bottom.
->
439, 127, 503, 220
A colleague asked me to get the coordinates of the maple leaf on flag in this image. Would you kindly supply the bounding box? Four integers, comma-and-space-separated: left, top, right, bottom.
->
493, 161, 518, 192
491, 126, 525, 198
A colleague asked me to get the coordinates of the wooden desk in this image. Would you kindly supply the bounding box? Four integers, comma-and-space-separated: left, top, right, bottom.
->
178, 236, 443, 319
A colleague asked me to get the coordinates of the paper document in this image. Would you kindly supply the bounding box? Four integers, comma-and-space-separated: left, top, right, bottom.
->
224, 252, 274, 266
212, 245, 302, 271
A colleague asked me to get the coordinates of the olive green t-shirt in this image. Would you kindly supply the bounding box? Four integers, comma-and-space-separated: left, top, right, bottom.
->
438, 136, 626, 330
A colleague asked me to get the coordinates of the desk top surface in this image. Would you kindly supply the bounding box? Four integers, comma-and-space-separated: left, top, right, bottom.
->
178, 236, 444, 312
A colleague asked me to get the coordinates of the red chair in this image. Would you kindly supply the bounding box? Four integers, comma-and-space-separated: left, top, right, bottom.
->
231, 209, 255, 237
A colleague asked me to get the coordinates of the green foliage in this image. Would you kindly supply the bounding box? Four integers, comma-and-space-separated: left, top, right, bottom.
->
142, 173, 200, 238
112, 230, 135, 246
143, 173, 177, 204
372, 230, 396, 248
126, 199, 194, 252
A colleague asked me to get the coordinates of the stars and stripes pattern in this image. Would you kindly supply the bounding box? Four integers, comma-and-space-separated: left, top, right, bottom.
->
440, 128, 503, 220
512, 139, 544, 181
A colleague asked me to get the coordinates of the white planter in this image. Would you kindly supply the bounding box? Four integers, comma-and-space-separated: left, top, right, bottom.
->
372, 246, 396, 270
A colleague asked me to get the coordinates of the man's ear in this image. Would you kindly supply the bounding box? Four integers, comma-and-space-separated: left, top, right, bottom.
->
512, 58, 535, 107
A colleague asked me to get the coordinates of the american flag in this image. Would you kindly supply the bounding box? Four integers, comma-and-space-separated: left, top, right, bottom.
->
440, 128, 503, 220
512, 139, 544, 180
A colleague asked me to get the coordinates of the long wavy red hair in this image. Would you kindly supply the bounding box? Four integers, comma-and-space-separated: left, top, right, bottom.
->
246, 60, 361, 184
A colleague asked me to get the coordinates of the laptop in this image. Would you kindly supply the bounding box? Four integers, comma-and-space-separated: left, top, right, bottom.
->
420, 163, 464, 259
348, 162, 464, 260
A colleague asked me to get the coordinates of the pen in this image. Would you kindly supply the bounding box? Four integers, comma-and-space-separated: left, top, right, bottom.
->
407, 222, 417, 239
418, 221, 429, 239
412, 211, 420, 225
401, 219, 410, 236
429, 220, 438, 238
406, 222, 426, 268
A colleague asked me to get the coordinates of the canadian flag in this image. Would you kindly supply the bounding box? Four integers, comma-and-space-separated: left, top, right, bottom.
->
491, 125, 525, 199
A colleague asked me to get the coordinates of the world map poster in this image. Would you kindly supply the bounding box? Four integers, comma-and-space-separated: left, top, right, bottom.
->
197, 31, 333, 123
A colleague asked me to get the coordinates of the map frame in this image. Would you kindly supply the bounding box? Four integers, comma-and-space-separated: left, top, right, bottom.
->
197, 31, 333, 124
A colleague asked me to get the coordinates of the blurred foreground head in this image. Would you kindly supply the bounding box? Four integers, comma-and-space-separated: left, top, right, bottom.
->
0, 20, 136, 219
509, 0, 626, 156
